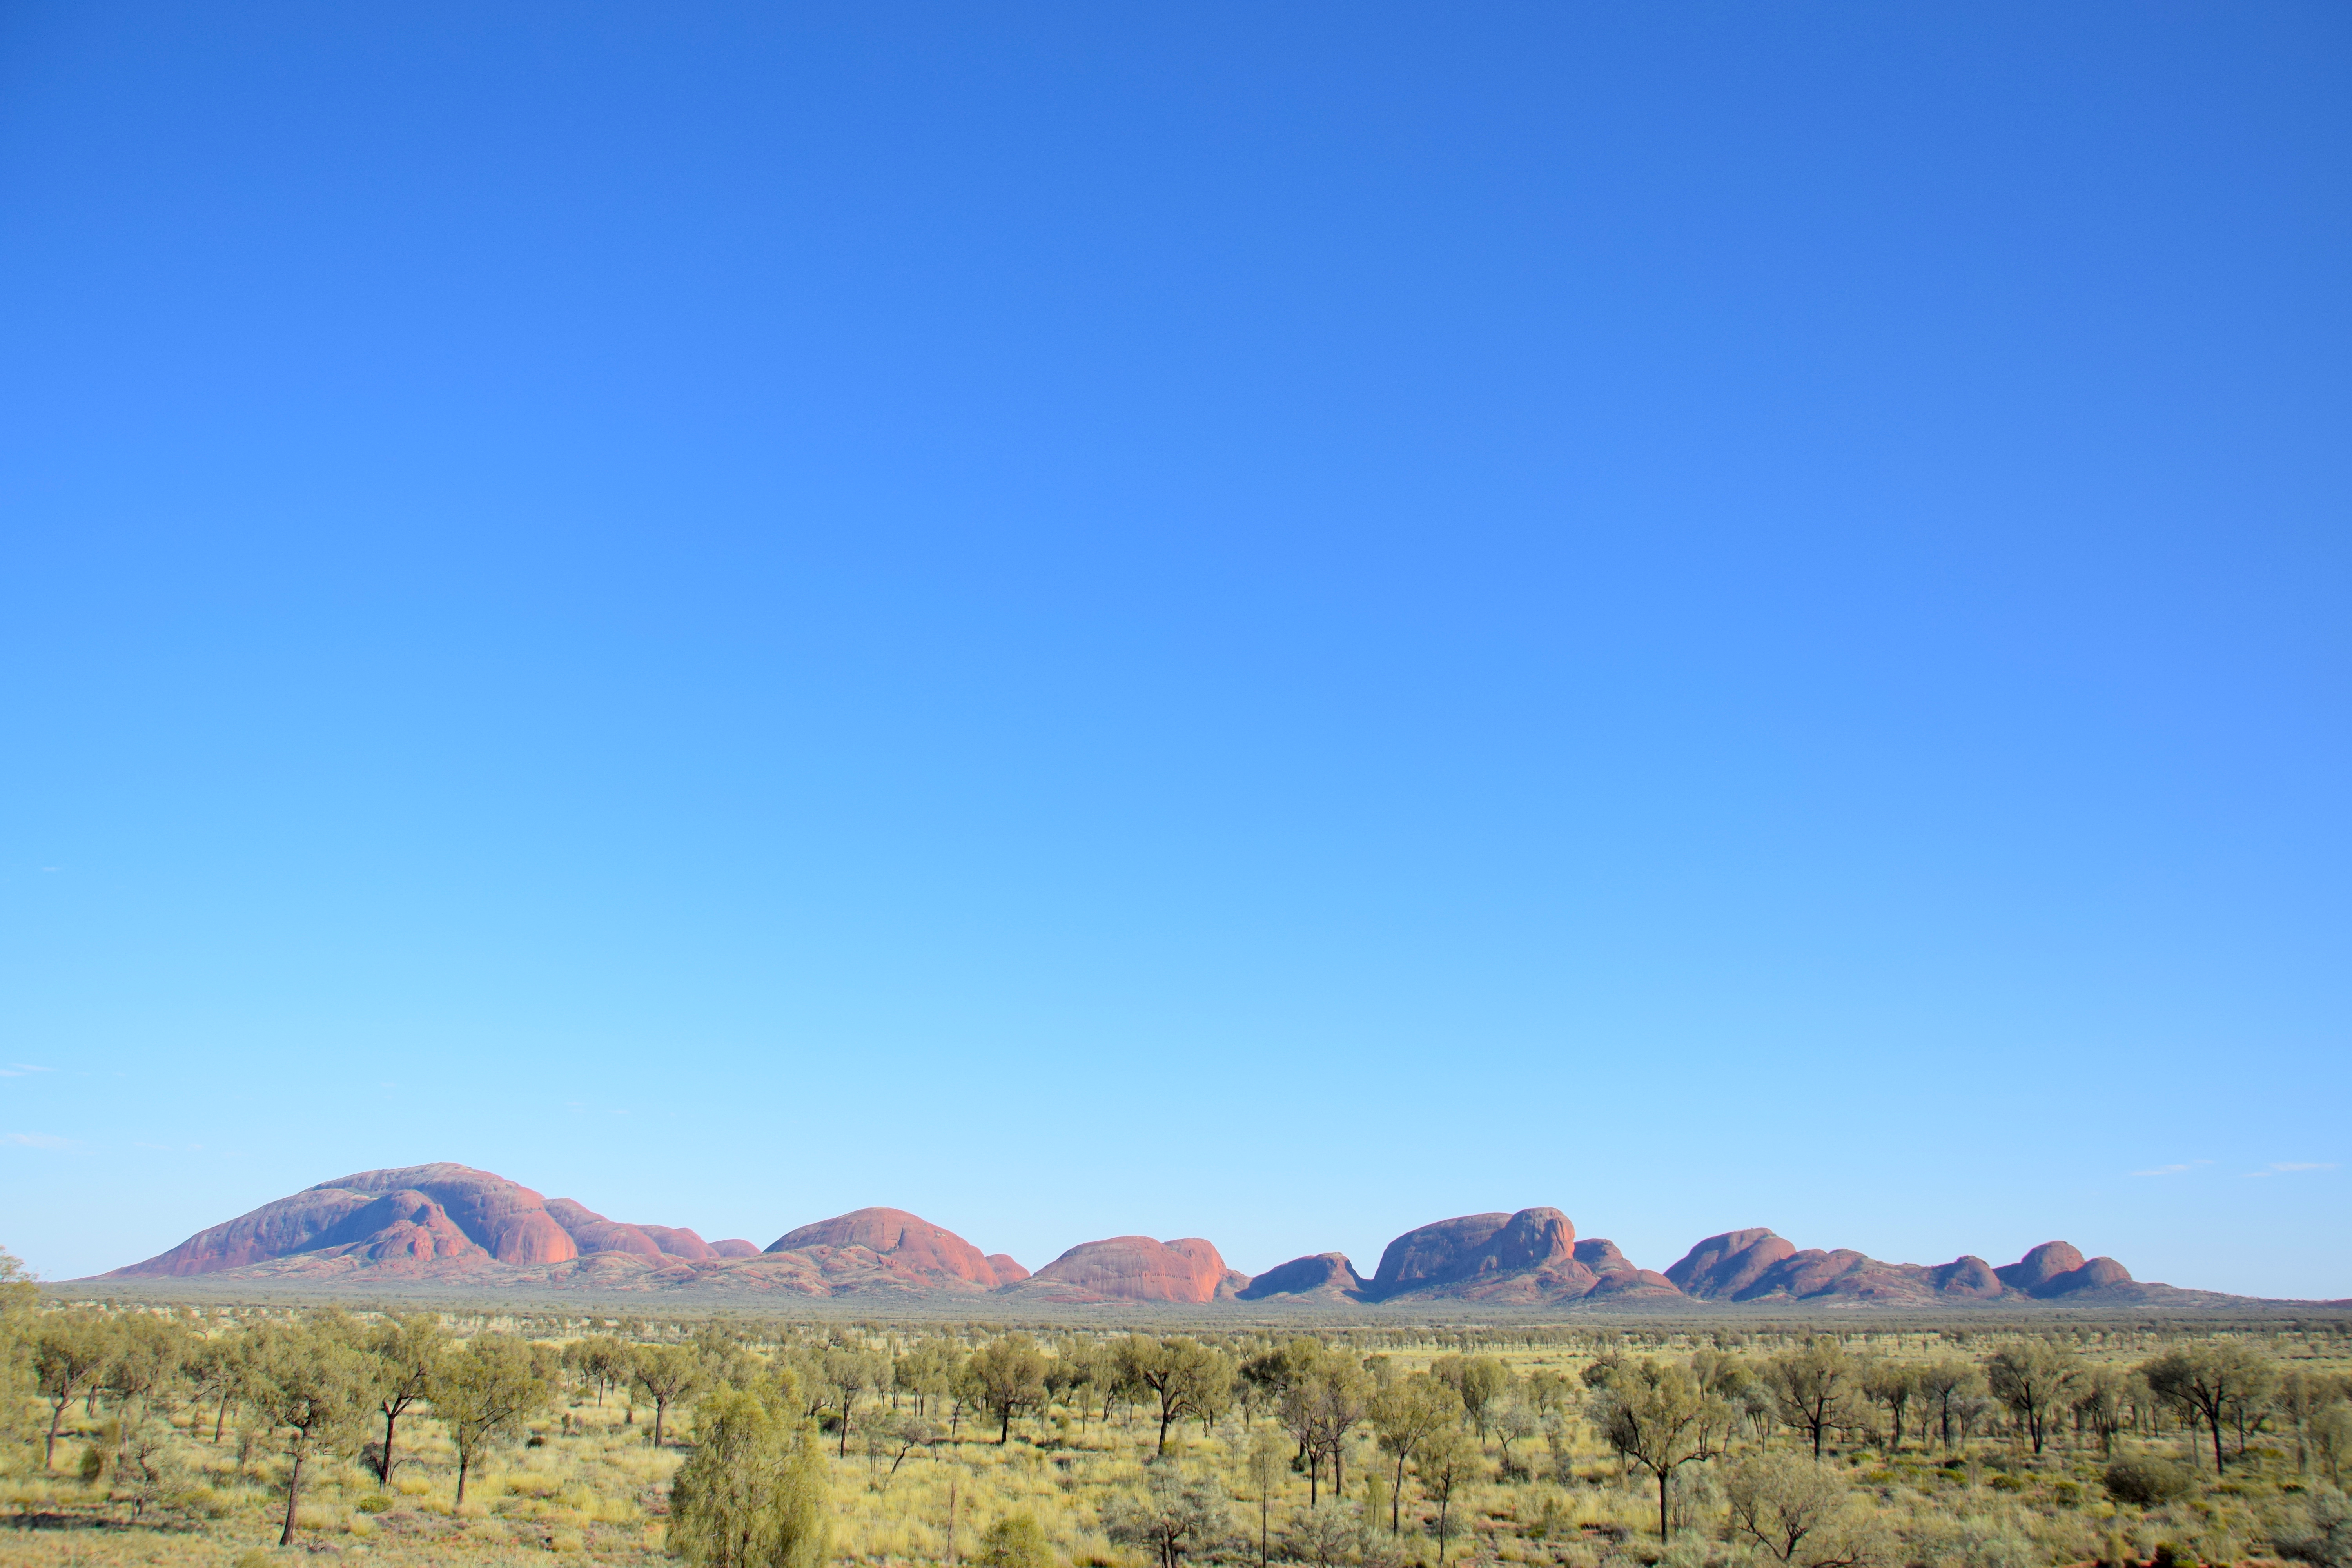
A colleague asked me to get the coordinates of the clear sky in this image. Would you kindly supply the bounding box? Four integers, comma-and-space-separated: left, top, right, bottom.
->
2, 5, 2346, 1298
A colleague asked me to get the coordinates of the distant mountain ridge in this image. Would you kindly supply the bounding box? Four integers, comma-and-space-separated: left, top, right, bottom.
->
95, 1164, 2269, 1309
1662, 1228, 2136, 1307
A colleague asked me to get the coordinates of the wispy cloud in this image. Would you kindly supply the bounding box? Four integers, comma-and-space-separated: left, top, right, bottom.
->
2132, 1159, 2212, 1177
4, 1132, 72, 1149
2242, 1161, 2338, 1179
0, 1063, 52, 1077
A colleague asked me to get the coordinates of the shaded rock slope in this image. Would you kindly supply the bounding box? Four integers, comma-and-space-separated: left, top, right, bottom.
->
95, 1164, 2257, 1308
1238, 1253, 1367, 1303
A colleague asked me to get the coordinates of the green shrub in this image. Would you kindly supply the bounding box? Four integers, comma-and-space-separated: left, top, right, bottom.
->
169, 1484, 231, 1518
356, 1494, 392, 1513
978, 1510, 1058, 1568
2107, 1459, 2198, 1508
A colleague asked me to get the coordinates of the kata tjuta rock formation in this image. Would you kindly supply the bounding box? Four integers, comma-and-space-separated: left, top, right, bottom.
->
1243, 1208, 1679, 1305
105, 1165, 987, 1296
1008, 1236, 1250, 1304
1237, 1253, 1368, 1303
109, 1164, 710, 1276
1365, 1207, 1681, 1302
1664, 1229, 2139, 1305
95, 1161, 2244, 1307
762, 1208, 1024, 1290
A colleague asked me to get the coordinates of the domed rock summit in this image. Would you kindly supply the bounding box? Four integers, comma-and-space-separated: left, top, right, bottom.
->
90, 1163, 2251, 1309
1007, 1236, 1249, 1304
1354, 1207, 1682, 1303
1664, 1228, 2142, 1305
763, 1207, 1019, 1289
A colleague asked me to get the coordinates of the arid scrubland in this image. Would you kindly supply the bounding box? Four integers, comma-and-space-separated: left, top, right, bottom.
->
4, 1251, 2350, 1568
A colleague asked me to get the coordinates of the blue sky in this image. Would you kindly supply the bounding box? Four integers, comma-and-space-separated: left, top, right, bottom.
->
2, 4, 2346, 1298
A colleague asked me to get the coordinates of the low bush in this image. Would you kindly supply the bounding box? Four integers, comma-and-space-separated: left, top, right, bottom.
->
2107, 1459, 2198, 1508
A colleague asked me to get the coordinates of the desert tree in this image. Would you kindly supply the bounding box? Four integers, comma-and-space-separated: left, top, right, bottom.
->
1413, 1422, 1479, 1564
1044, 1337, 1089, 1421
1952, 1390, 2000, 1445
1912, 1357, 1980, 1452
1495, 1400, 1541, 1476
118, 1416, 182, 1521
821, 1343, 891, 1458
1457, 1356, 1512, 1439
1985, 1340, 2081, 1455
1283, 1353, 1372, 1503
1726, 1451, 1884, 1568
104, 1315, 185, 1432
433, 1332, 552, 1506
1430, 1353, 1511, 1439
0, 1253, 34, 1452
965, 1332, 1051, 1445
179, 1334, 244, 1445
669, 1386, 831, 1568
0, 1250, 35, 1445
1244, 1424, 1287, 1567
2223, 1361, 2279, 1461
365, 1314, 445, 1486
1765, 1339, 1861, 1461
2278, 1371, 2330, 1476
774, 1343, 832, 1421
572, 1334, 634, 1407
2308, 1399, 2350, 1488
893, 1339, 956, 1421
1370, 1372, 1463, 1533
1540, 1406, 1577, 1481
2143, 1342, 2278, 1474
2073, 1366, 2131, 1457
1586, 1358, 1730, 1542
1116, 1336, 1237, 1455
1103, 1459, 1233, 1568
32, 1310, 114, 1468
1285, 1499, 1357, 1568
1698, 1353, 1767, 1435
1240, 1338, 1321, 1417
1526, 1369, 1577, 1417
694, 1323, 762, 1392
1862, 1362, 1915, 1453
862, 1406, 933, 1490
631, 1341, 707, 1450
243, 1321, 374, 1547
